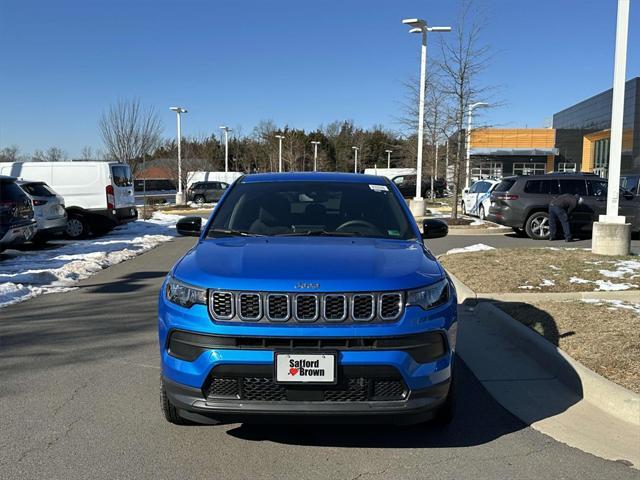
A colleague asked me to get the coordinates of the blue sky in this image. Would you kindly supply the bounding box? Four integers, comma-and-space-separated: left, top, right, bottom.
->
0, 0, 638, 157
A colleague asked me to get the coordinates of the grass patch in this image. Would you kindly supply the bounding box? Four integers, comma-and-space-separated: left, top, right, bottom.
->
495, 299, 640, 393
441, 248, 639, 293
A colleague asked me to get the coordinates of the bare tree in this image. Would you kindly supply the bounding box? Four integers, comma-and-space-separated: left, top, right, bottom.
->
81, 146, 94, 159
30, 146, 67, 162
99, 99, 163, 174
0, 145, 21, 162
439, 0, 495, 219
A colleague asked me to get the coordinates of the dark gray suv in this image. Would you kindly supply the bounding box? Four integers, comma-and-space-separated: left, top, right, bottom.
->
186, 181, 229, 205
487, 173, 639, 240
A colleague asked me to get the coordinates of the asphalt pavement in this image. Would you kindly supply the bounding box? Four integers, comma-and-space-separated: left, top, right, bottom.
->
0, 234, 637, 480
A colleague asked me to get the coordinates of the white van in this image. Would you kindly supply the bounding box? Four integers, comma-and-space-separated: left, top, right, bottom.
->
0, 161, 137, 238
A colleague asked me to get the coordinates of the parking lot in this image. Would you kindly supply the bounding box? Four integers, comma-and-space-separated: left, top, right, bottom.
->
1, 232, 637, 480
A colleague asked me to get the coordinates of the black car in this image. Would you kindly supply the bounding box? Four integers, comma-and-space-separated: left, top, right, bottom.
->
0, 175, 38, 253
487, 173, 639, 240
392, 175, 446, 198
186, 181, 229, 204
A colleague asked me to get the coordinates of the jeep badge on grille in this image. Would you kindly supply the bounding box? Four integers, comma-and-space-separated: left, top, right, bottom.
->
294, 282, 320, 290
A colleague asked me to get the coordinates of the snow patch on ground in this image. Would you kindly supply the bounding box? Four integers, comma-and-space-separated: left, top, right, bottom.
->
445, 243, 496, 255
0, 212, 180, 309
569, 277, 591, 284
548, 265, 561, 271
598, 260, 640, 279
582, 298, 640, 315
594, 280, 637, 291
539, 279, 556, 287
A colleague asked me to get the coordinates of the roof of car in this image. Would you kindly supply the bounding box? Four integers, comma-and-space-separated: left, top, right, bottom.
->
240, 172, 387, 184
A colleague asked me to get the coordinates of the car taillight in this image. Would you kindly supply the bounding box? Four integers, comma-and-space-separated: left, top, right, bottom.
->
106, 185, 115, 209
494, 193, 519, 201
32, 199, 47, 206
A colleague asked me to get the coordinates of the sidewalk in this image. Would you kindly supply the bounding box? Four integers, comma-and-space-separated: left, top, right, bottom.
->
452, 273, 640, 468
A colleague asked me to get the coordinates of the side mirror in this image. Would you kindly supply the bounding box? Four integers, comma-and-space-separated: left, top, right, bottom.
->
462, 188, 469, 194
176, 216, 202, 236
422, 219, 448, 239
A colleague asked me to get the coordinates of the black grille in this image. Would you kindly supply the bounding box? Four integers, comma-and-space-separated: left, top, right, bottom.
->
324, 295, 347, 321
372, 380, 406, 400
243, 377, 287, 401
380, 293, 402, 320
211, 292, 233, 319
295, 295, 318, 321
267, 294, 289, 321
239, 293, 261, 320
205, 376, 408, 403
352, 295, 374, 321
208, 378, 239, 398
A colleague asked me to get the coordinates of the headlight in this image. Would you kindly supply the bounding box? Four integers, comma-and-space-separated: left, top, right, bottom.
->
406, 278, 450, 310
165, 276, 207, 308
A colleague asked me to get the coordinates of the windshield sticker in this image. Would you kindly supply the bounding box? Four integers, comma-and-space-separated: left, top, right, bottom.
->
387, 229, 400, 237
369, 184, 389, 192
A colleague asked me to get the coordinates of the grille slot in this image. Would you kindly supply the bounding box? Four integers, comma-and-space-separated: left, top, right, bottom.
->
210, 291, 234, 319
323, 378, 368, 402
294, 295, 319, 322
379, 293, 403, 320
372, 380, 407, 400
266, 294, 290, 322
352, 294, 375, 321
208, 378, 240, 398
238, 293, 262, 321
242, 377, 287, 401
323, 295, 347, 322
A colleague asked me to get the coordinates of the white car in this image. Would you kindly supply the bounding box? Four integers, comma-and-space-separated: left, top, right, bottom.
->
461, 179, 500, 220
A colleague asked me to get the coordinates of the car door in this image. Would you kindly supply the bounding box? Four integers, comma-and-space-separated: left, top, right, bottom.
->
559, 178, 592, 231
110, 164, 135, 209
463, 182, 481, 214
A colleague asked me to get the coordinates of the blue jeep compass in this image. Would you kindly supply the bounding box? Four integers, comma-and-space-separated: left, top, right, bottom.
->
159, 172, 457, 425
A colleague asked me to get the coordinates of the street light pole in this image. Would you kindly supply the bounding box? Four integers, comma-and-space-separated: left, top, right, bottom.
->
219, 126, 232, 173
402, 18, 450, 216
275, 134, 285, 172
465, 102, 488, 189
352, 146, 359, 173
311, 141, 320, 171
170, 106, 187, 204
385, 149, 392, 169
592, 0, 631, 256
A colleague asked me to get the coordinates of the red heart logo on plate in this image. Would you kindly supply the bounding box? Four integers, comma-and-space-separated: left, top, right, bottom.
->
289, 368, 299, 376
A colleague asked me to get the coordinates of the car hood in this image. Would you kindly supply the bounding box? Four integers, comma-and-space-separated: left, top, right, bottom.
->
173, 237, 444, 292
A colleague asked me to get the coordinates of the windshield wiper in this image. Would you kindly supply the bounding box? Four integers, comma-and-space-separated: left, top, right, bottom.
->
208, 228, 264, 237
275, 230, 361, 237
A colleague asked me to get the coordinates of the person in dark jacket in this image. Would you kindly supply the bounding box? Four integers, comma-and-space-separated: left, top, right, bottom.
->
548, 194, 582, 242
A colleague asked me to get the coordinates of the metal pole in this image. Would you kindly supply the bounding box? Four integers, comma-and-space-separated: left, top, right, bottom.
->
354, 148, 359, 173
224, 129, 229, 173
603, 0, 630, 222
387, 151, 391, 169
432, 142, 439, 199
177, 112, 182, 198
465, 106, 472, 189
415, 29, 427, 200
278, 137, 283, 172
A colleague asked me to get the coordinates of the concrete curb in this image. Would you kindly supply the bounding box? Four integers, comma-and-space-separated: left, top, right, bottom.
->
449, 274, 640, 427
477, 290, 640, 302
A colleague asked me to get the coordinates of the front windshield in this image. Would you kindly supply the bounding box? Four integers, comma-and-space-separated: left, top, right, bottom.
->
208, 180, 415, 240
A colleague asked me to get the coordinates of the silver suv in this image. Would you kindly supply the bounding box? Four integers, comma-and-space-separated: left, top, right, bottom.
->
17, 180, 67, 244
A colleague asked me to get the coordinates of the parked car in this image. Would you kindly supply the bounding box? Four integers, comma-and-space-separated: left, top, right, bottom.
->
461, 179, 500, 219
392, 174, 446, 198
621, 174, 640, 199
159, 172, 456, 425
487, 173, 639, 239
17, 180, 67, 244
0, 162, 138, 239
187, 181, 229, 204
0, 175, 37, 253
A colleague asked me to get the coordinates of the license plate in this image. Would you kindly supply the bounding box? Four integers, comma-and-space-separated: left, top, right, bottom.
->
274, 352, 336, 384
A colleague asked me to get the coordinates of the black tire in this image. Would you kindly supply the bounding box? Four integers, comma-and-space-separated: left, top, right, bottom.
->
194, 195, 205, 205
433, 373, 455, 425
525, 211, 550, 240
512, 227, 527, 237
65, 215, 88, 239
31, 234, 49, 246
160, 377, 190, 425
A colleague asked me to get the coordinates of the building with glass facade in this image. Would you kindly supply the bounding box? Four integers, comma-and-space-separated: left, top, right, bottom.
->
553, 76, 639, 176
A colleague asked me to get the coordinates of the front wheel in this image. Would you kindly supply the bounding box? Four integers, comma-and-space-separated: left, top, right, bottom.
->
525, 212, 550, 240
160, 377, 190, 425
194, 195, 205, 206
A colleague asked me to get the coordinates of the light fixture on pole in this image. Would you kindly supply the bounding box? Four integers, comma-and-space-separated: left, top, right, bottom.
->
385, 149, 393, 169
170, 106, 187, 204
311, 141, 321, 171
219, 126, 232, 173
465, 102, 488, 188
352, 146, 359, 173
275, 134, 285, 172
592, 0, 632, 256
402, 18, 451, 216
